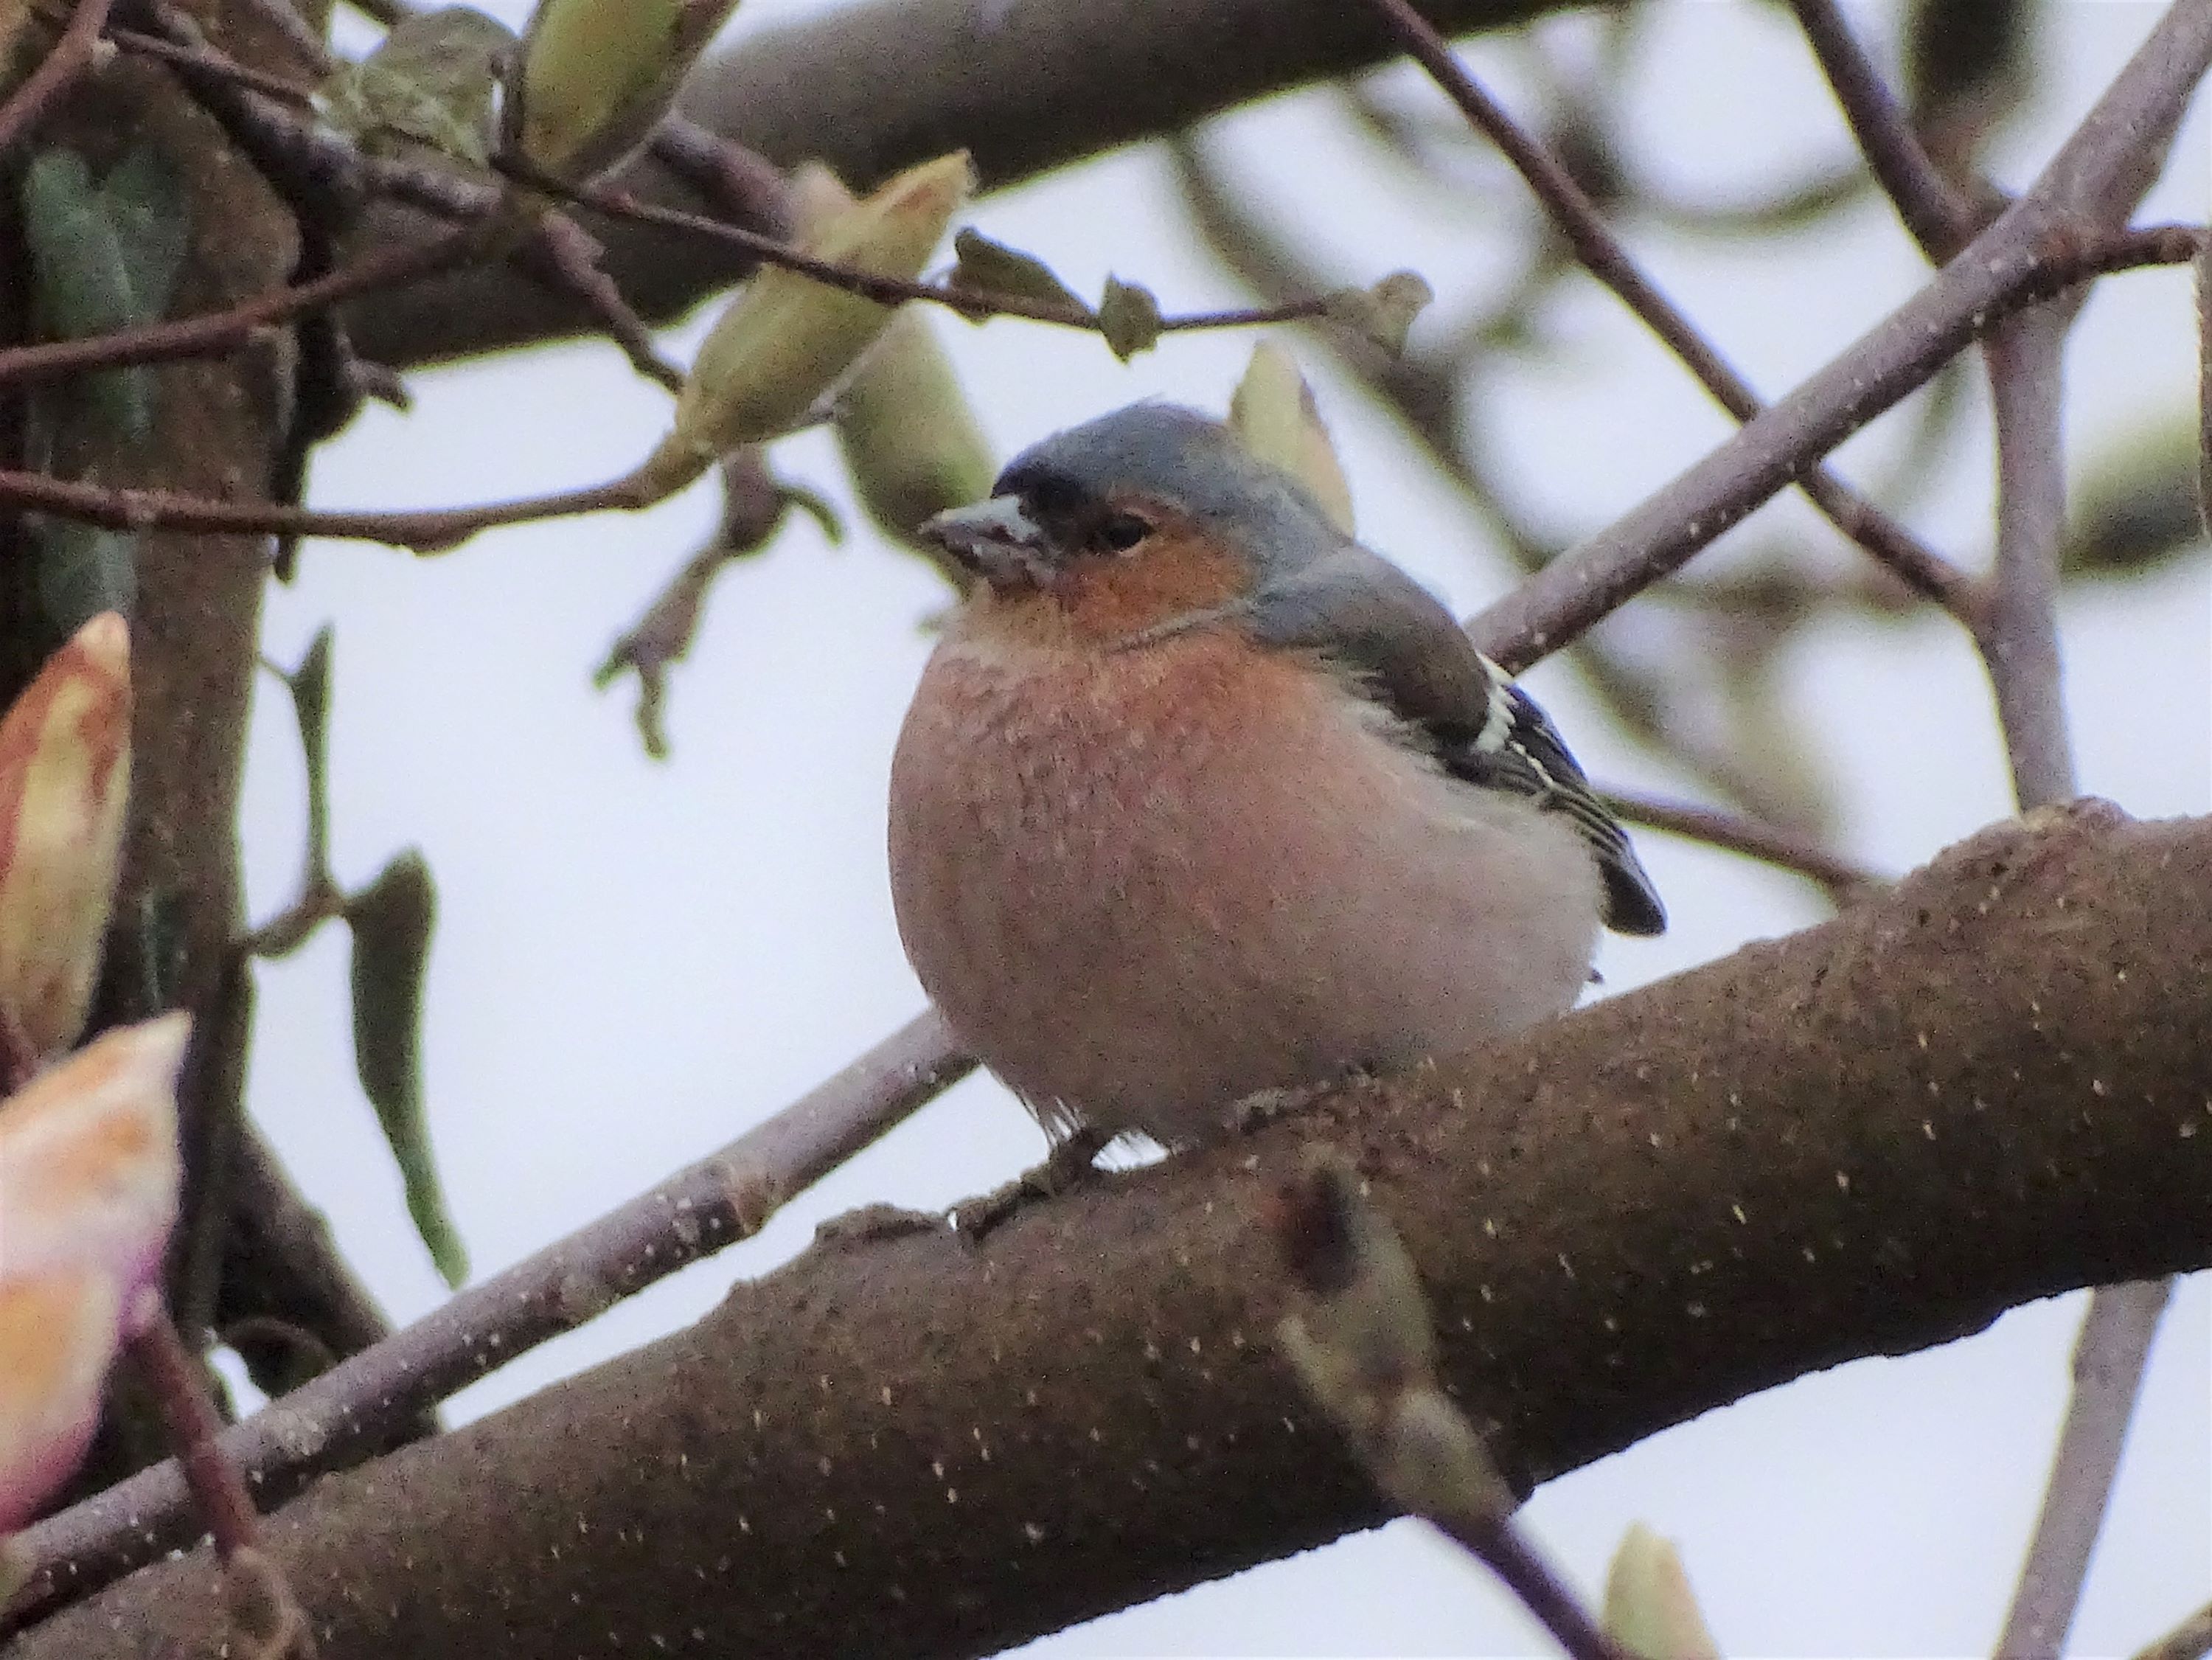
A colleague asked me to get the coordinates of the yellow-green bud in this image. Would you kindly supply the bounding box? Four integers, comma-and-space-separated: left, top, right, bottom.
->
509, 0, 741, 182
1229, 342, 1354, 533
639, 152, 974, 496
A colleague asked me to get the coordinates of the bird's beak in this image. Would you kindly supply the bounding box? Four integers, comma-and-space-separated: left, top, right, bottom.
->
919, 496, 1052, 591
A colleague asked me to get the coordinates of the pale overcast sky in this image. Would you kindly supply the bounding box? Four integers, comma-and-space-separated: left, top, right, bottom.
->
238, 2, 2208, 1653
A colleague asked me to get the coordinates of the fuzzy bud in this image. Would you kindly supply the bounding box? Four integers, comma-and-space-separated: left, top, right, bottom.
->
0, 614, 131, 1064
641, 152, 974, 496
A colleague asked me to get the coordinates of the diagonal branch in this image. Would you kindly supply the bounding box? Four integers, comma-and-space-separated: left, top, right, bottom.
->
1355, 0, 1982, 617
1786, 0, 1984, 260
10, 805, 2211, 1660
4, 1010, 973, 1625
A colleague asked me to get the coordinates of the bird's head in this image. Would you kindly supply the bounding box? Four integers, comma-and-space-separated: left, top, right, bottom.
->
919, 403, 1346, 644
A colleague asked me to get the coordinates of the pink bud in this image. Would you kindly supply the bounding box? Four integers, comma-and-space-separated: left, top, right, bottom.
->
0, 614, 132, 1065
0, 1270, 122, 1532
0, 1013, 187, 1531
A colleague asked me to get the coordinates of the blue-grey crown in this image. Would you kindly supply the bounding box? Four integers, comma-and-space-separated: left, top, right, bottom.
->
992, 403, 1346, 582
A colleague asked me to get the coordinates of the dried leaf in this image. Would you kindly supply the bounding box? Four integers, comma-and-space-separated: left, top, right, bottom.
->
1096, 275, 1163, 361
945, 229, 1091, 318
1322, 270, 1433, 358
321, 6, 515, 167
347, 849, 467, 1288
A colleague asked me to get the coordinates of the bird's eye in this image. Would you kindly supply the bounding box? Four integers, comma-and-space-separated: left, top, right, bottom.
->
1096, 512, 1150, 553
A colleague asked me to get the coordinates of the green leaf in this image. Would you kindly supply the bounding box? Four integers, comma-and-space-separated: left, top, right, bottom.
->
321, 6, 517, 167
1096, 275, 1163, 361
945, 229, 1091, 319
287, 626, 336, 886
347, 848, 467, 1288
21, 146, 193, 444
1321, 270, 1433, 358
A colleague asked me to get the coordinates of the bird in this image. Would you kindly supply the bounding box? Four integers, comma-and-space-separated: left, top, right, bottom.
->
888, 402, 1663, 1152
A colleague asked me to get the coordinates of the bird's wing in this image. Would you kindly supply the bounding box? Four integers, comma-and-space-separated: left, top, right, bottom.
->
1247, 547, 1666, 937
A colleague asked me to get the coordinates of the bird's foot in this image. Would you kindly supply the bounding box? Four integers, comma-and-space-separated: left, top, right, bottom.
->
950, 1125, 1110, 1240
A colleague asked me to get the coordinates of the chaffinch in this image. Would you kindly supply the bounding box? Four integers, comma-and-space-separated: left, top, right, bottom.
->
888, 402, 1663, 1150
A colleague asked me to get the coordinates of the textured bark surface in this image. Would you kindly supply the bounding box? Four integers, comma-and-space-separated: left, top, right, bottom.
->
344, 0, 1559, 366
15, 803, 2211, 1660
0, 4, 312, 1494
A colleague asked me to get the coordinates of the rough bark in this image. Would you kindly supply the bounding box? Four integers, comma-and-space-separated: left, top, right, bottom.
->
0, 0, 347, 1492
344, 0, 1563, 367
14, 802, 2211, 1660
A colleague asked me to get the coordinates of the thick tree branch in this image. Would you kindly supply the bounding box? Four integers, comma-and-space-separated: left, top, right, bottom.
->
342, 0, 1566, 365
12, 803, 2211, 1660
4, 1009, 973, 1622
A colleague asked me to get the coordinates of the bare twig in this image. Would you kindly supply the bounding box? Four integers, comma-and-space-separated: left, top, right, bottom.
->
1472, 217, 2203, 672
1786, 0, 1984, 259
9, 229, 2188, 563
0, 464, 659, 551
1599, 788, 1884, 902
128, 1303, 261, 1560
8, 1008, 976, 1622
1979, 307, 2080, 809
1995, 1279, 2177, 1659
128, 1302, 316, 1657
0, 224, 477, 386
102, 21, 320, 101
1355, 0, 1984, 619
2133, 1599, 2212, 1660
1966, 10, 2212, 1648
564, 177, 1338, 338
2202, 235, 2211, 538
529, 213, 686, 392
0, 0, 114, 156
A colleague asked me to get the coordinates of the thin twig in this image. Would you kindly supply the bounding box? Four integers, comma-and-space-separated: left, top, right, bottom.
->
1969, 10, 2212, 1646
0, 223, 477, 386
0, 0, 116, 157
1471, 219, 2204, 673
8, 1008, 976, 1622
1997, 1279, 2177, 1659
529, 213, 686, 392
1787, 0, 1983, 259
128, 1302, 260, 1560
0, 463, 658, 552
568, 178, 1335, 338
130, 1299, 324, 1653
1355, 0, 1984, 619
2132, 1599, 2212, 1660
1600, 788, 1884, 901
103, 22, 319, 102
1978, 307, 2080, 809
